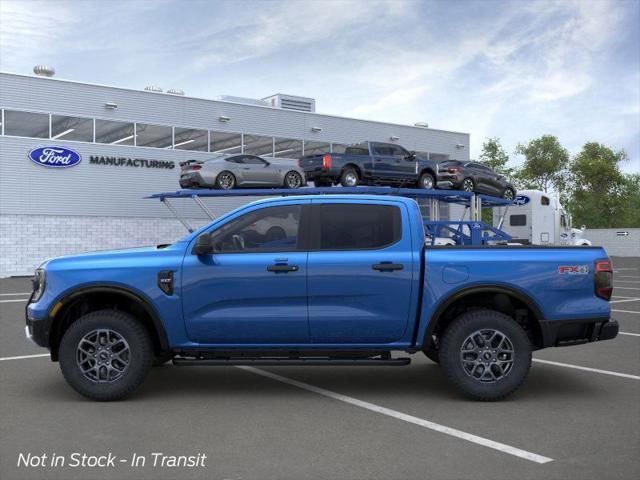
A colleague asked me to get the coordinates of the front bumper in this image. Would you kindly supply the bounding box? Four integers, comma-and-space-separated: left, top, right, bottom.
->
25, 308, 52, 348
539, 318, 618, 348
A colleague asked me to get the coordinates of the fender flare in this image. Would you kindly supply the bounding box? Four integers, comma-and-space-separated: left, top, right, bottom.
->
421, 284, 545, 347
49, 285, 170, 354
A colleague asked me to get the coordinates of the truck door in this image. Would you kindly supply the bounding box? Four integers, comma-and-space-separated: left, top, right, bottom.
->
387, 144, 417, 183
181, 202, 311, 344
371, 143, 396, 181
307, 200, 414, 343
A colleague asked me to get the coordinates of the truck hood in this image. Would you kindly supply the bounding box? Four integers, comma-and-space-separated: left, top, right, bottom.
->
43, 243, 186, 271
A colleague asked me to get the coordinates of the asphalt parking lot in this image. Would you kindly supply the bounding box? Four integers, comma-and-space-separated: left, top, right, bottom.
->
1, 257, 639, 480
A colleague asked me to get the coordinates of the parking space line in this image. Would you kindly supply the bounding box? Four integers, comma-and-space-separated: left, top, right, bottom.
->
612, 309, 640, 315
0, 292, 31, 296
238, 366, 553, 464
0, 299, 28, 303
532, 359, 640, 380
608, 298, 640, 303
619, 332, 640, 337
0, 353, 49, 362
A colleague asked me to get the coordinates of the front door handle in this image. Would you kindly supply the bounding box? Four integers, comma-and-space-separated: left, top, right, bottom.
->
267, 264, 299, 273
372, 262, 404, 272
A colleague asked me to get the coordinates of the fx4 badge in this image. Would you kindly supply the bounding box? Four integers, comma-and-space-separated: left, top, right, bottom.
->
558, 265, 589, 275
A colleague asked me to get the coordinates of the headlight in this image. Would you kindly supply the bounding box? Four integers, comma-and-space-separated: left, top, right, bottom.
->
32, 268, 46, 302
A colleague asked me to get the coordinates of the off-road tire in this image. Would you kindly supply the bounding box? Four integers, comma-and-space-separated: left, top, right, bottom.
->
59, 309, 154, 401
439, 309, 531, 401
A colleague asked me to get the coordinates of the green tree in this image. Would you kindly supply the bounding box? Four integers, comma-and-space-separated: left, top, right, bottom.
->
565, 142, 636, 228
515, 135, 569, 193
479, 137, 513, 176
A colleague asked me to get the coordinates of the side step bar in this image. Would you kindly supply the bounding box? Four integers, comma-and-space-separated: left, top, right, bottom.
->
173, 357, 411, 367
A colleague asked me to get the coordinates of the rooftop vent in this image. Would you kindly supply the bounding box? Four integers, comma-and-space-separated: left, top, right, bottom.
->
33, 65, 55, 77
167, 88, 185, 96
263, 94, 316, 112
414, 122, 429, 128
144, 85, 163, 93
217, 95, 270, 107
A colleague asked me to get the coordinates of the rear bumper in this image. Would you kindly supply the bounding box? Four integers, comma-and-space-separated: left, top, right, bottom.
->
179, 172, 210, 188
539, 317, 618, 348
303, 167, 339, 181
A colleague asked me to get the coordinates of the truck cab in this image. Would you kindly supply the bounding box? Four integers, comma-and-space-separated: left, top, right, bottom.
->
493, 190, 591, 246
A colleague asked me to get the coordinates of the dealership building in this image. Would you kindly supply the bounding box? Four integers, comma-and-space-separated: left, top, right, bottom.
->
0, 69, 470, 277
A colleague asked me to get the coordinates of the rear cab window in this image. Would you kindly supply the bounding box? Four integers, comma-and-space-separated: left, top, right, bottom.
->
317, 204, 402, 250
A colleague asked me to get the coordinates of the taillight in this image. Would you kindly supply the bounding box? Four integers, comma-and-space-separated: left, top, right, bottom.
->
191, 165, 202, 171
595, 259, 613, 300
448, 167, 460, 173
322, 154, 331, 169
297, 159, 302, 167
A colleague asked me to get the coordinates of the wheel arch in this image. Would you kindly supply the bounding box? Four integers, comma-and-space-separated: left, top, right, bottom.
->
419, 167, 436, 178
422, 284, 545, 350
48, 285, 169, 361
341, 163, 362, 177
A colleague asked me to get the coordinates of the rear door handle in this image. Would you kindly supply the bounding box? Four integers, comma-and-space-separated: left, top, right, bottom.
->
267, 264, 299, 273
372, 262, 404, 272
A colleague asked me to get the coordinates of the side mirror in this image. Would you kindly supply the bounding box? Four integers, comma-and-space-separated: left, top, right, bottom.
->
193, 233, 213, 255
405, 151, 416, 161
581, 225, 586, 231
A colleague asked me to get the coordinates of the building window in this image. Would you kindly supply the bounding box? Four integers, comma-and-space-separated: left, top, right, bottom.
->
95, 119, 135, 145
210, 131, 243, 154
273, 137, 303, 159
51, 115, 94, 142
3, 110, 49, 138
135, 123, 173, 149
244, 134, 274, 156
174, 127, 208, 151
303, 141, 331, 156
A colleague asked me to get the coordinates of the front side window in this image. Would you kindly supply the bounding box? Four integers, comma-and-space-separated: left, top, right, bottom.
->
541, 196, 550, 206
210, 205, 301, 253
388, 145, 409, 157
318, 204, 401, 250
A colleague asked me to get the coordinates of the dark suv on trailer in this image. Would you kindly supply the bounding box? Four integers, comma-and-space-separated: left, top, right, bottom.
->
437, 160, 516, 199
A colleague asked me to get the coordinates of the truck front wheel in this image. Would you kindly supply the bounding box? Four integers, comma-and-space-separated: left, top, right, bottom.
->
439, 309, 531, 401
58, 309, 154, 401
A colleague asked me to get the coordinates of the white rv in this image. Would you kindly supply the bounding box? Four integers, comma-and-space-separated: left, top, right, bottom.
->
493, 190, 591, 246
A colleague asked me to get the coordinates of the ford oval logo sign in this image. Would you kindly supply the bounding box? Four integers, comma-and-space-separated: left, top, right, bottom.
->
28, 146, 82, 168
514, 195, 530, 206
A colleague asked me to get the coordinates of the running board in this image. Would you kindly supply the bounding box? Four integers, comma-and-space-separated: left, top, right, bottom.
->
172, 357, 411, 366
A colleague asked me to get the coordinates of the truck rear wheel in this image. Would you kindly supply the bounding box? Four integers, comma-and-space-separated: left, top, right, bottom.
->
418, 172, 435, 189
340, 168, 359, 187
439, 309, 531, 401
58, 309, 154, 401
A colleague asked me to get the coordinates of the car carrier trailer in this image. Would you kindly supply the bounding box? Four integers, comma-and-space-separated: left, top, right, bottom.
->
147, 186, 514, 246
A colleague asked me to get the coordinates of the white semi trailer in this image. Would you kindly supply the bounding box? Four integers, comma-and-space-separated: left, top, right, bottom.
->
493, 190, 591, 246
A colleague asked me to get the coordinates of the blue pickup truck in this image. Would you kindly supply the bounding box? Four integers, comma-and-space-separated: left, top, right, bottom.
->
26, 194, 617, 401
299, 141, 441, 189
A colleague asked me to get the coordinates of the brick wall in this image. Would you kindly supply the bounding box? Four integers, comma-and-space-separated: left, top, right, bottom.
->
0, 214, 208, 277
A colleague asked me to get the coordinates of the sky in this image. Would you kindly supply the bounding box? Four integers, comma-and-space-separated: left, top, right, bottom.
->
1, 0, 639, 173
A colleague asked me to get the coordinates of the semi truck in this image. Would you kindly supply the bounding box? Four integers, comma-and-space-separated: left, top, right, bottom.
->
493, 190, 592, 246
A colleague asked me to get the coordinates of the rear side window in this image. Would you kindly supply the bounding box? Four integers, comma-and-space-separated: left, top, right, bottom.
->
318, 204, 401, 250
345, 143, 369, 155
541, 196, 550, 205
510, 215, 527, 226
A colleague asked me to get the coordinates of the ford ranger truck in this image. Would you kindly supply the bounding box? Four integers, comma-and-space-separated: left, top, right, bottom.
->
25, 195, 618, 401
299, 142, 443, 189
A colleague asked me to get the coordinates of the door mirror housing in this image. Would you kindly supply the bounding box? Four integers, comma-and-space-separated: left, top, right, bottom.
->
405, 151, 416, 161
193, 233, 214, 255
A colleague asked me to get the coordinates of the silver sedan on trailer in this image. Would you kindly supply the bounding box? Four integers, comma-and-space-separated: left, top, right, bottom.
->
179, 154, 307, 189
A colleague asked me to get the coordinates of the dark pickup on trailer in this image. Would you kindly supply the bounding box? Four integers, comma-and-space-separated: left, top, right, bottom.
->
299, 141, 446, 189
